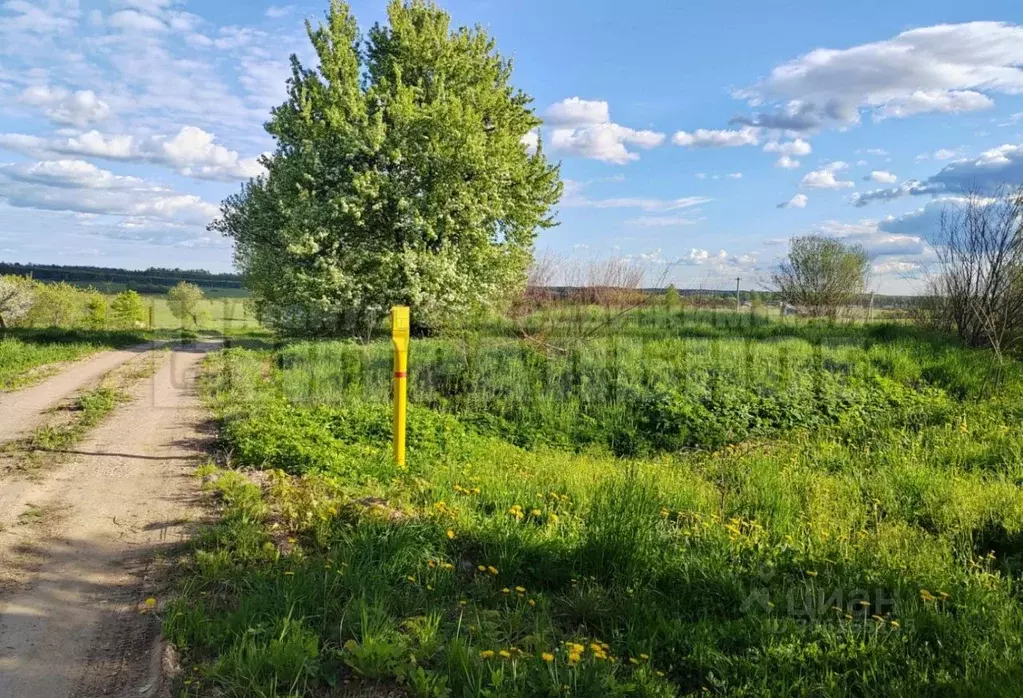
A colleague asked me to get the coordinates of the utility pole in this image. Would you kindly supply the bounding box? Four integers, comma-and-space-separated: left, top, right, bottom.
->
735, 277, 741, 313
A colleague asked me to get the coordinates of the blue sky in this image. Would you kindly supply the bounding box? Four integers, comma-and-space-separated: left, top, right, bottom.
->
2, 1, 1023, 292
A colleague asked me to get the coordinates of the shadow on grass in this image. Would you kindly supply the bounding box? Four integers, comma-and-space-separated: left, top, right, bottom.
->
1, 327, 146, 348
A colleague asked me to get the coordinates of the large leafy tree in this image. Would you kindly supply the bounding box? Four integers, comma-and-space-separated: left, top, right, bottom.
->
772, 236, 870, 318
212, 0, 562, 334
0, 275, 35, 331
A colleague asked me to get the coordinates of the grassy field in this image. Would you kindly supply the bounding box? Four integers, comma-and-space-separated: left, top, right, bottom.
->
0, 328, 145, 391
146, 297, 260, 331
168, 308, 1023, 697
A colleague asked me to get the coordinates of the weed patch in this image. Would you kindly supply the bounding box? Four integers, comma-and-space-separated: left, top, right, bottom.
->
169, 312, 1023, 697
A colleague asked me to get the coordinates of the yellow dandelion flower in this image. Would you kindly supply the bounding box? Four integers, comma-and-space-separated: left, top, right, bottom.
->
542, 652, 554, 662
805, 570, 818, 577
528, 599, 536, 606
487, 566, 499, 576
568, 652, 581, 664
515, 586, 526, 593
477, 565, 486, 572
447, 529, 456, 539
499, 650, 511, 659
144, 597, 157, 608
639, 653, 649, 661
480, 650, 494, 659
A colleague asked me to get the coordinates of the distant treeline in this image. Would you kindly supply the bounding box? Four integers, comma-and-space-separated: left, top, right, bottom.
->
0, 262, 245, 296
542, 286, 919, 309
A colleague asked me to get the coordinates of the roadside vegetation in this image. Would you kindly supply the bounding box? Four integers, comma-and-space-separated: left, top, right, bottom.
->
0, 328, 144, 391
0, 272, 261, 391
164, 305, 1023, 697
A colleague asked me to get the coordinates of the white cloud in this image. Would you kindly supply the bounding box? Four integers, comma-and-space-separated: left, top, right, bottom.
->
265, 5, 293, 18
727, 172, 743, 179
764, 138, 811, 156
801, 161, 854, 189
0, 159, 219, 225
107, 9, 168, 33
563, 190, 711, 212
735, 22, 1023, 131
0, 126, 264, 181
1, 0, 80, 36
874, 260, 921, 275
778, 193, 808, 209
673, 248, 759, 272
544, 97, 664, 164
2, 159, 145, 190
550, 123, 664, 164
868, 170, 898, 184
545, 97, 610, 127
112, 0, 177, 12
920, 146, 957, 161
864, 148, 888, 156
876, 90, 993, 119
764, 138, 812, 167
627, 216, 700, 227
520, 129, 539, 155
672, 126, 759, 148
852, 180, 944, 207
19, 85, 111, 127
855, 143, 1023, 206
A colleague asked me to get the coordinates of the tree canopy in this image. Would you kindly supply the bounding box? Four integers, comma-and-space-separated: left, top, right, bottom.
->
167, 281, 207, 328
211, 0, 562, 334
772, 236, 870, 318
0, 275, 34, 331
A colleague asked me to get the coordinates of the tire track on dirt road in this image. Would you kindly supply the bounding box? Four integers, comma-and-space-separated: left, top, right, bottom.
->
0, 343, 157, 446
0, 342, 218, 698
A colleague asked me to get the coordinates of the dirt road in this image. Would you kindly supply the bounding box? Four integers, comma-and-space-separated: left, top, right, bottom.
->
0, 343, 217, 698
0, 344, 155, 445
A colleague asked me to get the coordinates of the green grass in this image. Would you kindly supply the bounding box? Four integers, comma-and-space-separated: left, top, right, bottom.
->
167, 308, 1023, 697
145, 297, 261, 331
0, 328, 145, 391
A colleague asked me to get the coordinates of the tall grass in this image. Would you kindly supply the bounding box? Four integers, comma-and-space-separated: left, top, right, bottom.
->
0, 328, 144, 390
168, 309, 1023, 697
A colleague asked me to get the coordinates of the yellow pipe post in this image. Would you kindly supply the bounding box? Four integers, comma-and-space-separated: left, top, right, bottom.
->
391, 306, 410, 467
